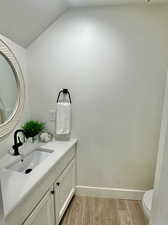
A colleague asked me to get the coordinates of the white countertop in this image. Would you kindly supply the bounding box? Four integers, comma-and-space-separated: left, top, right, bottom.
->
0, 138, 77, 217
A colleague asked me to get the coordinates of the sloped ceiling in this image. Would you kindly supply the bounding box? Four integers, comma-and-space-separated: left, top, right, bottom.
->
0, 0, 68, 47
0, 0, 167, 47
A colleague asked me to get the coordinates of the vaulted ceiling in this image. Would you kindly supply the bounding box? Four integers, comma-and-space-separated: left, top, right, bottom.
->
0, 0, 167, 47
0, 0, 68, 47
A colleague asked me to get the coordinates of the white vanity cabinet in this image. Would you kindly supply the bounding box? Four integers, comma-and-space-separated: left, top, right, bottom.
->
23, 189, 55, 225
20, 144, 77, 225
54, 159, 76, 225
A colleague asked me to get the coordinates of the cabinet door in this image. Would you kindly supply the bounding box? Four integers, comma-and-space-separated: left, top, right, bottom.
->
54, 159, 76, 224
23, 189, 55, 225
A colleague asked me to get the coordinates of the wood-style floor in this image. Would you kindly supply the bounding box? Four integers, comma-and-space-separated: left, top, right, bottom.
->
60, 196, 148, 225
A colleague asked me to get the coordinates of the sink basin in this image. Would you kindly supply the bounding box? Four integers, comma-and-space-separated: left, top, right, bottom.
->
6, 149, 53, 174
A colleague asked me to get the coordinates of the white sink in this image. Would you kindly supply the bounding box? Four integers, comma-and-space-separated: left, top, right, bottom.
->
6, 149, 53, 174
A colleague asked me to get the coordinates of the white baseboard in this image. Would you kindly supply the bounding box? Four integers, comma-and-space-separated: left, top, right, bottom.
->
76, 185, 145, 200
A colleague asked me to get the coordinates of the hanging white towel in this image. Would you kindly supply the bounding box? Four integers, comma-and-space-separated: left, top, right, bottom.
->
56, 102, 71, 135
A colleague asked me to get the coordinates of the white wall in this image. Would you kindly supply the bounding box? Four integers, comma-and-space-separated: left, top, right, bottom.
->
27, 5, 168, 191
0, 34, 30, 157
150, 74, 168, 225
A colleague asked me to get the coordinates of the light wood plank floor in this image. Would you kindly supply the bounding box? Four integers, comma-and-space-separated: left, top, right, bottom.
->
60, 196, 147, 225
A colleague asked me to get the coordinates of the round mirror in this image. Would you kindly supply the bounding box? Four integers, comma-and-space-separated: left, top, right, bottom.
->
0, 53, 18, 124
0, 40, 25, 139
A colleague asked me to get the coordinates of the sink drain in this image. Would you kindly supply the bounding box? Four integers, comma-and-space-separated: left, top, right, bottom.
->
24, 168, 32, 174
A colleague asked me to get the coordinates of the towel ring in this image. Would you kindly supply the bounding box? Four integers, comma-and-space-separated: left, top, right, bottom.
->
57, 89, 72, 104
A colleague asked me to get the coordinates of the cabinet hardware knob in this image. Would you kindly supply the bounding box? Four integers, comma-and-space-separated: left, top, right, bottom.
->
56, 182, 60, 186
51, 190, 54, 194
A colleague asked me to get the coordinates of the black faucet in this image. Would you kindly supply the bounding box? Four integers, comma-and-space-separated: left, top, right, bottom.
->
12, 129, 27, 156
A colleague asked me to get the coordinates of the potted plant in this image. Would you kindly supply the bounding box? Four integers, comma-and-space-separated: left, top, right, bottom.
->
22, 120, 45, 143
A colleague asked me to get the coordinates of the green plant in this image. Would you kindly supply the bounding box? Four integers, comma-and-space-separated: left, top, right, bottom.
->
22, 120, 45, 138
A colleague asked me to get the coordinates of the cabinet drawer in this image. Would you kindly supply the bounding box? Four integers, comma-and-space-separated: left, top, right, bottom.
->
54, 159, 76, 224
53, 145, 76, 180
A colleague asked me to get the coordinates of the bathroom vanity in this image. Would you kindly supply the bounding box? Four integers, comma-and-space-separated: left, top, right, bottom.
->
0, 139, 77, 225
